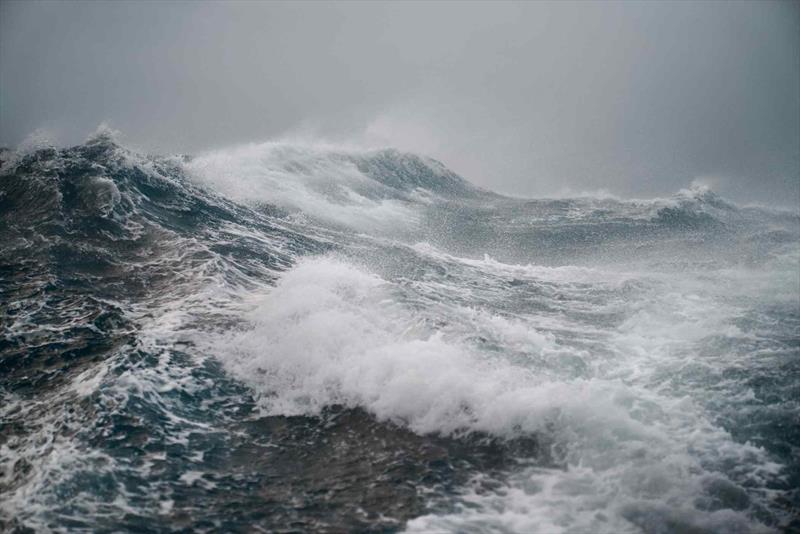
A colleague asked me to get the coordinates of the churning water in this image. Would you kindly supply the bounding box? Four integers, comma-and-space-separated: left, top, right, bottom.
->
1, 130, 798, 532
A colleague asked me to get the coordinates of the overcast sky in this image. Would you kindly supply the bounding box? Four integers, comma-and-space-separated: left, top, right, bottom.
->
1, 1, 798, 205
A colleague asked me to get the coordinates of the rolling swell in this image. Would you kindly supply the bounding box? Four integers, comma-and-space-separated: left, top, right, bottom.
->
1, 134, 799, 532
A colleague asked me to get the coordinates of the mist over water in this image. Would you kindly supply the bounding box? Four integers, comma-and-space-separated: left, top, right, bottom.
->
1, 129, 798, 532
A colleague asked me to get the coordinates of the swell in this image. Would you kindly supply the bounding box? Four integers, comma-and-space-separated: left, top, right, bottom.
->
1, 135, 798, 532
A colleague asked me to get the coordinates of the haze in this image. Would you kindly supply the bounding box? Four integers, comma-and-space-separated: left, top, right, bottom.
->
1, 0, 798, 206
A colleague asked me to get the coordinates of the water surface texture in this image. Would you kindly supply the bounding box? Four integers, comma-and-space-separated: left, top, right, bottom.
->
1, 133, 798, 532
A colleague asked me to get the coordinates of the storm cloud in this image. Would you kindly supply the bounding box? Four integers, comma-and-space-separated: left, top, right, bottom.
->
1, 0, 798, 205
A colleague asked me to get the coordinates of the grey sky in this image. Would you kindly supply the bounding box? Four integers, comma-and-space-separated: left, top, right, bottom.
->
1, 1, 798, 206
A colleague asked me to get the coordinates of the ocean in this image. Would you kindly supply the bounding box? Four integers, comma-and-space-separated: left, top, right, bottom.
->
1, 130, 798, 533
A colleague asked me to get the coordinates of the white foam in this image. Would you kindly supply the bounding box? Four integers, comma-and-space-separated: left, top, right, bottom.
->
69, 363, 109, 397
218, 257, 516, 433
217, 251, 789, 532
184, 142, 420, 232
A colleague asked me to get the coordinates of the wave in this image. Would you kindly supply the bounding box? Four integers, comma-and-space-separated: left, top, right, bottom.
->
1, 133, 798, 532
214, 247, 794, 532
184, 142, 486, 233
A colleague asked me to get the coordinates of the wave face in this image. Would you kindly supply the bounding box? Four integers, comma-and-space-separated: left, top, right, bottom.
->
1, 134, 798, 533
